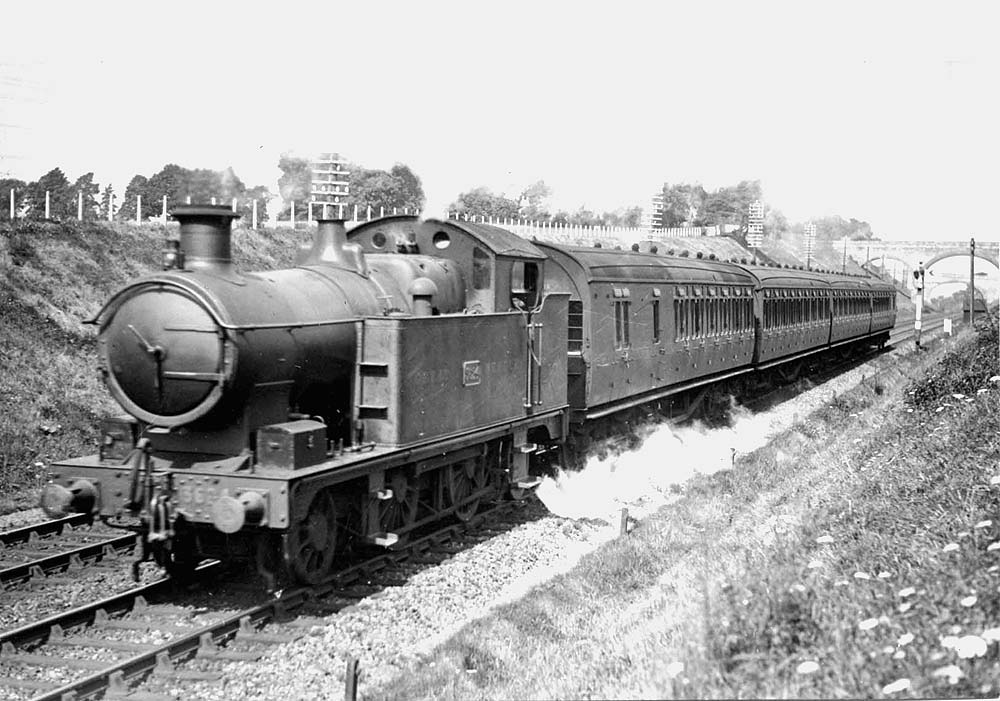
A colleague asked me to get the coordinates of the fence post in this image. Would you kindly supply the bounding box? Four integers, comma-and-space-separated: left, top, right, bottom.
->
9, 189, 14, 221
290, 200, 296, 229
108, 193, 114, 222
393, 207, 397, 215
232, 197, 237, 212
345, 656, 360, 701
353, 204, 358, 222
162, 195, 168, 224
45, 191, 50, 219
380, 206, 385, 218
136, 194, 142, 224
77, 191, 83, 220
307, 201, 313, 223
252, 199, 258, 229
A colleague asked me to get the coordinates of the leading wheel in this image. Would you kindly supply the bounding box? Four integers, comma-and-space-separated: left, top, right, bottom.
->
286, 489, 338, 584
445, 458, 486, 521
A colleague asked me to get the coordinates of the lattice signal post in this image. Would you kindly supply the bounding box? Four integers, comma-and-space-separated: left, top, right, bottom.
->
804, 223, 817, 269
746, 200, 764, 263
311, 153, 350, 219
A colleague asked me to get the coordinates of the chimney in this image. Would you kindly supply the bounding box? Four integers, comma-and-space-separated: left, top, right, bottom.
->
171, 205, 241, 272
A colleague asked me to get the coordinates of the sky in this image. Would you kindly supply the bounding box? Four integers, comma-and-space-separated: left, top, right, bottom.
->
1, 1, 998, 241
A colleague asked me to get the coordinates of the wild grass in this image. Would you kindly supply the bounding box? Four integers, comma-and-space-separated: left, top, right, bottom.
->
368, 316, 999, 700
0, 220, 299, 513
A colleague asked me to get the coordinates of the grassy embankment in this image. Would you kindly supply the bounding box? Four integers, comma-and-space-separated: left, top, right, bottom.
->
0, 220, 306, 513
372, 317, 999, 700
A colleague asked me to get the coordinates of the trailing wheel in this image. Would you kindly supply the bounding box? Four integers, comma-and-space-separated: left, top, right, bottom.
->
378, 470, 419, 537
285, 489, 338, 584
445, 458, 487, 521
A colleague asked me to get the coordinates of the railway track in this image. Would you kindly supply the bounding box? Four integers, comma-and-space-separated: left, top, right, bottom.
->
0, 498, 543, 701
0, 517, 138, 588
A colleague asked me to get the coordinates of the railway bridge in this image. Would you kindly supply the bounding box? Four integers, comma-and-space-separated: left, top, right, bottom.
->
844, 239, 1000, 300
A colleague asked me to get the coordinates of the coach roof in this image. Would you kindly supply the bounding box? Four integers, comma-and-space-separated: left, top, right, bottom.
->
535, 242, 756, 286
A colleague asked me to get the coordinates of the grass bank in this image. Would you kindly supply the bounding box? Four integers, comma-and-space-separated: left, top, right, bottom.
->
0, 220, 307, 512
371, 316, 999, 700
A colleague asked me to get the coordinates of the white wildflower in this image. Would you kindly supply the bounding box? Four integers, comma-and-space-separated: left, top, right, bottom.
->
877, 571, 891, 579
834, 579, 849, 587
882, 645, 894, 654
989, 541, 1000, 551
954, 635, 987, 658
958, 531, 971, 539
898, 602, 912, 613
960, 595, 978, 607
859, 618, 879, 630
898, 632, 914, 646
935, 407, 945, 413
898, 587, 916, 598
940, 635, 960, 649
981, 628, 1000, 642
975, 519, 994, 529
882, 678, 910, 694
989, 375, 1000, 383
807, 560, 823, 569
943, 543, 960, 552
892, 650, 906, 660
815, 535, 834, 544
789, 584, 807, 593
932, 664, 964, 684
796, 660, 819, 674
977, 388, 989, 395
854, 571, 872, 580
666, 661, 684, 679
905, 408, 914, 413
991, 475, 1000, 486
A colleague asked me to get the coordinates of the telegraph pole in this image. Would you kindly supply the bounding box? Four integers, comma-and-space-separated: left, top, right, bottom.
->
311, 153, 350, 220
913, 261, 925, 349
968, 238, 976, 325
804, 223, 816, 270
747, 200, 764, 264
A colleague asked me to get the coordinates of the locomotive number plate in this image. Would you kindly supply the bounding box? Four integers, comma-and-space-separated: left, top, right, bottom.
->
462, 360, 481, 387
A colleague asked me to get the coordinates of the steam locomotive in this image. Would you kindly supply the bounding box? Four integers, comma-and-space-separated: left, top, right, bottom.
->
39, 206, 896, 585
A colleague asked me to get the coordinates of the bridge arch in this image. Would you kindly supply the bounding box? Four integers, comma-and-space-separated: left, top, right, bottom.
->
922, 250, 999, 271
925, 280, 995, 302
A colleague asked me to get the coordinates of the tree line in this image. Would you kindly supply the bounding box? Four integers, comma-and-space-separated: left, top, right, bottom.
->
1, 158, 877, 241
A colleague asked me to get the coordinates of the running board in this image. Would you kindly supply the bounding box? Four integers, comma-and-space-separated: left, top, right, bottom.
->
515, 476, 543, 490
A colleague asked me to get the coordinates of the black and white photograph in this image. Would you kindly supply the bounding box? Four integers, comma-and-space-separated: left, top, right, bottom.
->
1, 1, 998, 699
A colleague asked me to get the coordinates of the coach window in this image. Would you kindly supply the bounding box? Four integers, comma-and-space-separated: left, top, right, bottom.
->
614, 298, 631, 349
653, 299, 661, 343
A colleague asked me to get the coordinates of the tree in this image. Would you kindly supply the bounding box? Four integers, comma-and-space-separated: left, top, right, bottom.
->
118, 175, 148, 221
277, 153, 311, 221
0, 178, 27, 219
99, 185, 116, 221
449, 187, 520, 220
518, 180, 552, 221
348, 163, 425, 215
25, 168, 73, 219
70, 172, 100, 220
660, 183, 707, 228
601, 206, 643, 227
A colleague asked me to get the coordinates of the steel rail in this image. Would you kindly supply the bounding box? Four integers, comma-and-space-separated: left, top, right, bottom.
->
0, 533, 138, 586
0, 514, 92, 547
13, 500, 534, 701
